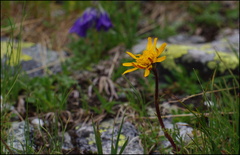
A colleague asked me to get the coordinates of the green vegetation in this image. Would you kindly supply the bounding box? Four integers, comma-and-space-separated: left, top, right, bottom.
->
187, 1, 239, 31
1, 1, 239, 154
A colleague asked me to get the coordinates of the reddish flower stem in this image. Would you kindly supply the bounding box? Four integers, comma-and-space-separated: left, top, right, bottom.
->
152, 64, 180, 153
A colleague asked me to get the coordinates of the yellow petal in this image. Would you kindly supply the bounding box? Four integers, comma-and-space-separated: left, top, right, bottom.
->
122, 62, 134, 66
146, 37, 152, 50
135, 54, 142, 57
156, 56, 166, 62
122, 67, 138, 75
144, 65, 153, 77
153, 38, 158, 49
142, 49, 150, 55
126, 51, 138, 59
137, 63, 148, 69
157, 43, 167, 56
133, 62, 148, 69
144, 68, 151, 77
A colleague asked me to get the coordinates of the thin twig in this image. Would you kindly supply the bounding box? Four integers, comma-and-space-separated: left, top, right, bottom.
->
11, 109, 24, 121
137, 24, 157, 35
137, 112, 235, 120
108, 51, 120, 78
1, 18, 43, 32
0, 138, 15, 154
168, 87, 238, 103
23, 60, 61, 75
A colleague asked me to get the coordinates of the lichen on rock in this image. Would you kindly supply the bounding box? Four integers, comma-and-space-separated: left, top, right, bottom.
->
207, 51, 239, 73
131, 30, 239, 75
75, 119, 143, 154
160, 44, 192, 72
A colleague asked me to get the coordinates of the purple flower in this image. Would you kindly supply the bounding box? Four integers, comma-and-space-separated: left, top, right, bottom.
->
69, 8, 98, 37
69, 7, 113, 37
96, 11, 113, 31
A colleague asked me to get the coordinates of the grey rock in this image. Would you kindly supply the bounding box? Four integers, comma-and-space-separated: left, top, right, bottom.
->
61, 132, 74, 151
22, 43, 59, 65
21, 43, 64, 77
211, 30, 239, 55
168, 33, 206, 44
20, 60, 43, 77
216, 28, 239, 42
159, 120, 193, 148
0, 95, 15, 112
1, 38, 65, 77
182, 49, 215, 64
75, 119, 144, 154
31, 118, 44, 129
5, 121, 35, 153
146, 103, 194, 153
130, 30, 239, 74
175, 122, 193, 143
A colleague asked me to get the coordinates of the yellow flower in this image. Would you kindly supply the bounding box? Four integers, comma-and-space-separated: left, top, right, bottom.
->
122, 37, 167, 77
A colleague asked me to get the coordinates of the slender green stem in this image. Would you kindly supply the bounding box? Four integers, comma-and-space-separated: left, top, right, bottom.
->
152, 64, 180, 153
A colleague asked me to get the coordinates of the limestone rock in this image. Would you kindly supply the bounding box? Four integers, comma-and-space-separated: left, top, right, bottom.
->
31, 118, 44, 129
168, 33, 206, 44
131, 30, 239, 75
1, 37, 65, 77
61, 132, 74, 151
5, 121, 35, 153
75, 119, 144, 154
156, 120, 194, 153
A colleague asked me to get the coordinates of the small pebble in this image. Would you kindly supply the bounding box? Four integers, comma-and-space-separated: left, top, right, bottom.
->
31, 118, 44, 128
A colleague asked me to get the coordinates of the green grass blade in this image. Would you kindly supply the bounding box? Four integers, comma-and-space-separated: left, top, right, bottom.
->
92, 119, 103, 154
111, 119, 116, 154
118, 137, 129, 155
114, 116, 129, 154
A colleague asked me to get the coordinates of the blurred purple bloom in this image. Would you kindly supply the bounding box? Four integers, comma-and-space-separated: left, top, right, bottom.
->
69, 8, 98, 37
96, 11, 113, 31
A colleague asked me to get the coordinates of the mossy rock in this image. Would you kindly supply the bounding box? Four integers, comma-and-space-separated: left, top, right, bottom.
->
75, 119, 143, 154
131, 30, 239, 77
1, 37, 65, 77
